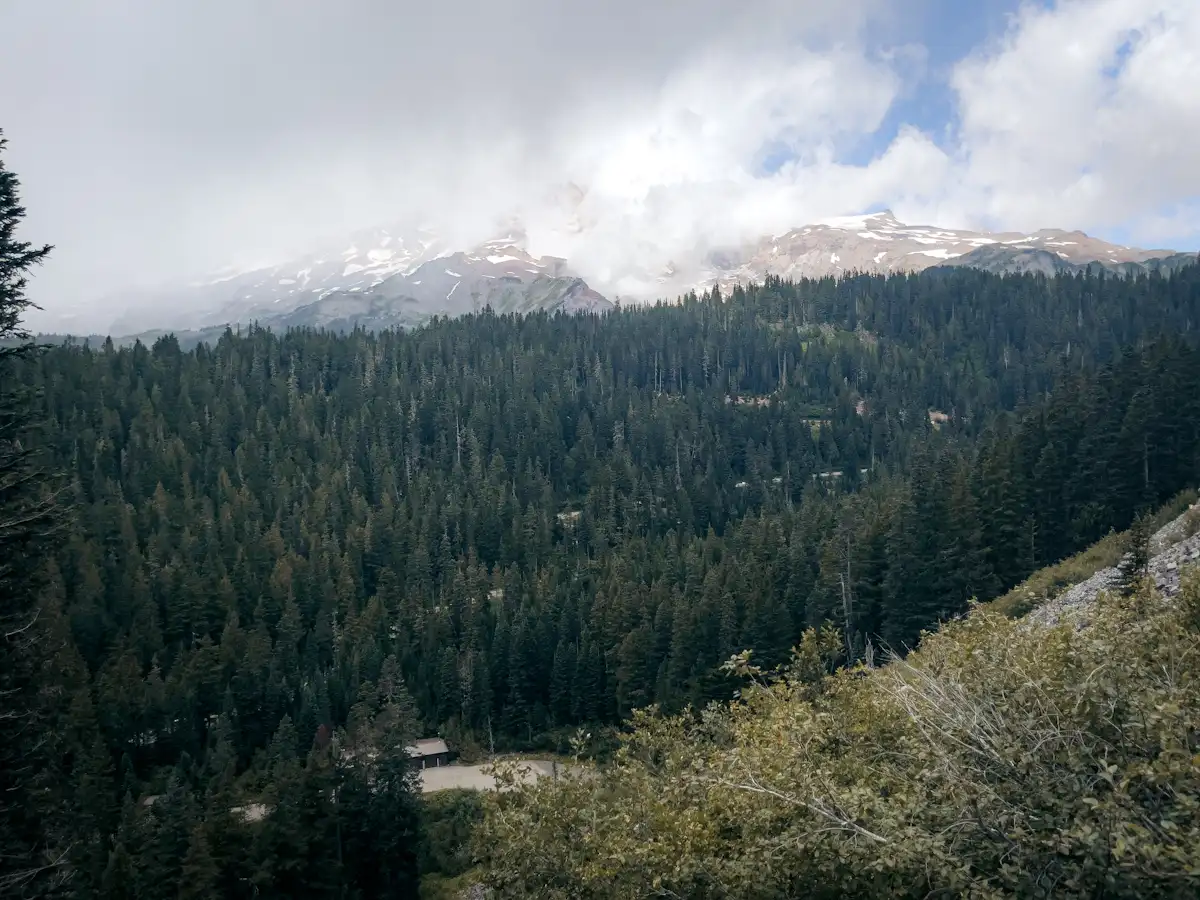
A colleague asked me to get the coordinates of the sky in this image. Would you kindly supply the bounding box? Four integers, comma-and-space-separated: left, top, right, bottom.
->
1, 0, 1198, 330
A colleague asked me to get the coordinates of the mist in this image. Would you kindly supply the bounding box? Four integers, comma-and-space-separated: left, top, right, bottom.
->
2, 0, 1198, 332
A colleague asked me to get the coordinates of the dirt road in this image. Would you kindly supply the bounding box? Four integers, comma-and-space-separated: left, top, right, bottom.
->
419, 759, 559, 793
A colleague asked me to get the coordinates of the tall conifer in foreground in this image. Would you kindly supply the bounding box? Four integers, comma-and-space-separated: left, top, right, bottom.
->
0, 129, 65, 895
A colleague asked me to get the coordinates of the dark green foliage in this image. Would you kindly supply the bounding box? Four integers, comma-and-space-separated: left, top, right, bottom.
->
0, 129, 68, 897
419, 791, 484, 881
16, 273, 1200, 746
5, 205, 1200, 895
178, 823, 220, 900
1118, 511, 1152, 596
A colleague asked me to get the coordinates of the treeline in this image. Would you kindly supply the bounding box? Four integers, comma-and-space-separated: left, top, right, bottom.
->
5, 259, 1200, 896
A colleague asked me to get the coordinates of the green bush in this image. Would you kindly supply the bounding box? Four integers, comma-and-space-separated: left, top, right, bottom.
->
420, 789, 484, 879
477, 575, 1200, 899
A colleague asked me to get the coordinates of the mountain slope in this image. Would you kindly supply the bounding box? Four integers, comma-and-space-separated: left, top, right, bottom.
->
106, 227, 612, 341
690, 210, 1192, 295
276, 242, 609, 330
940, 245, 1200, 278
106, 224, 451, 335
76, 208, 1194, 342
475, 496, 1200, 898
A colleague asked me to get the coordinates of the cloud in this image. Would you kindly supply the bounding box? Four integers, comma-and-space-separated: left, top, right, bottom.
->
949, 0, 1200, 243
1, 0, 889, 326
1, 0, 1197, 330
522, 45, 912, 288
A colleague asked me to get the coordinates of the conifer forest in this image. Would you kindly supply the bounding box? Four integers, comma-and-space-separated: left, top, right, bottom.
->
4, 134, 1200, 897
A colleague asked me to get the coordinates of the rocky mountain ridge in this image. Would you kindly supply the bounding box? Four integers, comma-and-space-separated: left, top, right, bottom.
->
72, 209, 1195, 344
692, 210, 1193, 296
101, 224, 611, 340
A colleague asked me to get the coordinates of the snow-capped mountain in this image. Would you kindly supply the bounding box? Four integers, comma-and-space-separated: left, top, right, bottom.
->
274, 237, 609, 332
83, 207, 1194, 345
682, 210, 1193, 297
103, 224, 611, 339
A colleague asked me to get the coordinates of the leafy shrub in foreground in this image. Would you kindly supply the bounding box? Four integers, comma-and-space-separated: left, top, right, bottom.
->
478, 576, 1200, 899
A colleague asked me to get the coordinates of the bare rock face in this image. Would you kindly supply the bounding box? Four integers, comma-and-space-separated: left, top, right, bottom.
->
87, 206, 1190, 344
281, 241, 610, 332
107, 225, 613, 343
689, 211, 1190, 297
1026, 504, 1200, 629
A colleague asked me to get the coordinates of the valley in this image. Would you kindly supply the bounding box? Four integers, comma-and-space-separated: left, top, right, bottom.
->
7, 255, 1200, 896
3, 20, 1200, 888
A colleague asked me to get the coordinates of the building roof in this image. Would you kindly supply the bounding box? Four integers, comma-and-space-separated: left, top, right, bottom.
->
406, 737, 449, 758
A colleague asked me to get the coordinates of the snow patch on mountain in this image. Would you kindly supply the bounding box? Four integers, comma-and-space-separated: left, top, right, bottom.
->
93, 202, 1193, 340
661, 210, 1187, 300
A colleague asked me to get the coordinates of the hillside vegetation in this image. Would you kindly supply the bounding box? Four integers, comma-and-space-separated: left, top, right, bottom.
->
476, 567, 1200, 898
985, 489, 1198, 619
6, 131, 1200, 896
6, 270, 1200, 896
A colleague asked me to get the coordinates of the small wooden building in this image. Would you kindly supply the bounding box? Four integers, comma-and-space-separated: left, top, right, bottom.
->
407, 738, 451, 769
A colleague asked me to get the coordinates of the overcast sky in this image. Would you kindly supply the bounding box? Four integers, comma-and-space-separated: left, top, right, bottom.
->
2, 0, 1198, 329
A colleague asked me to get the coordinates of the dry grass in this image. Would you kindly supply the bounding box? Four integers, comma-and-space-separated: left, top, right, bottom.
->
1181, 505, 1200, 541
986, 532, 1126, 619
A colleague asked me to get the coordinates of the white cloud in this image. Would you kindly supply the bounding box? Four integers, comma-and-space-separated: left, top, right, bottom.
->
3, 0, 1198, 329
506, 0, 1200, 297
521, 45, 911, 289
949, 0, 1200, 243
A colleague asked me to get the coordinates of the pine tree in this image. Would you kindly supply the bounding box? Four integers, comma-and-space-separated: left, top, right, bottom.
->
549, 638, 575, 726
99, 841, 137, 900
178, 823, 220, 900
338, 702, 422, 898
0, 128, 63, 897
100, 796, 141, 899
1117, 511, 1152, 597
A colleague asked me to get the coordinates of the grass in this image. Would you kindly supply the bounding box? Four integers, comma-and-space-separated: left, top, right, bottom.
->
985, 488, 1198, 619
1175, 503, 1200, 544
985, 531, 1127, 619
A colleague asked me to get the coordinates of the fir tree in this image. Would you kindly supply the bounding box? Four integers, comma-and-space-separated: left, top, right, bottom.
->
0, 128, 64, 897
178, 824, 220, 900
1117, 511, 1152, 597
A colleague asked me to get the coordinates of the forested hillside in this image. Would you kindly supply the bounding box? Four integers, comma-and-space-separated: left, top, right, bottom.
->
7, 257, 1200, 895
478, 558, 1200, 899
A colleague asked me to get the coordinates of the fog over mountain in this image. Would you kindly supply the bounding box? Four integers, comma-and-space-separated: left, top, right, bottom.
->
2, 0, 1198, 333
73, 208, 1195, 345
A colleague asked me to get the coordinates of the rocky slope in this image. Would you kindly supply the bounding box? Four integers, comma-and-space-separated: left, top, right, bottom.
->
1027, 502, 1200, 628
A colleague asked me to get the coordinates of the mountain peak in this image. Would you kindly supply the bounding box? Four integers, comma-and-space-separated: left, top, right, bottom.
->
95, 209, 1191, 340
816, 209, 899, 230
679, 212, 1190, 299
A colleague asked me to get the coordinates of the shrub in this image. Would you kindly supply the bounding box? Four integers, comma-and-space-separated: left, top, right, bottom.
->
477, 575, 1200, 899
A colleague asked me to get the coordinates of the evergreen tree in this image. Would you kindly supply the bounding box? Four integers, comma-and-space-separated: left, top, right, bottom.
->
178, 824, 220, 900
0, 128, 63, 897
1117, 511, 1152, 597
